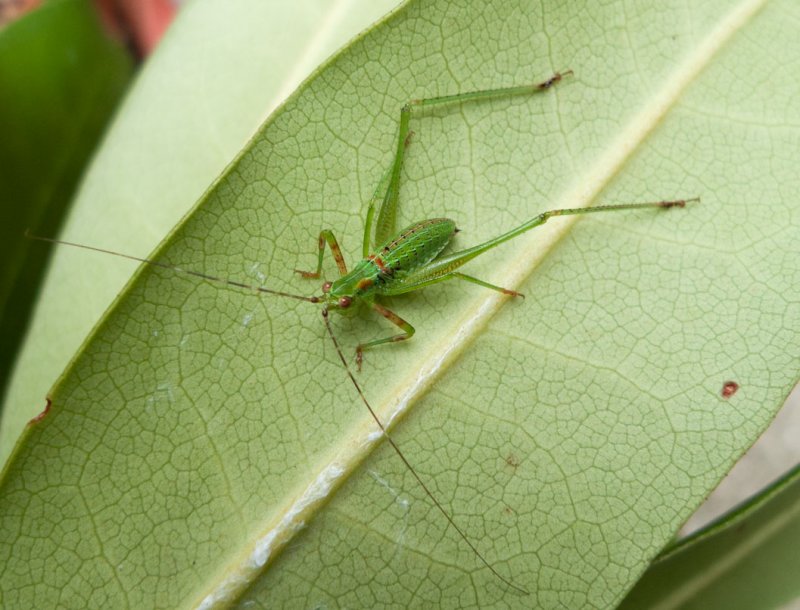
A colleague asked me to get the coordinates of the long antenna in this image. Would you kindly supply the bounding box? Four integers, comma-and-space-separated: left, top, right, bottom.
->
322, 308, 528, 595
25, 231, 320, 303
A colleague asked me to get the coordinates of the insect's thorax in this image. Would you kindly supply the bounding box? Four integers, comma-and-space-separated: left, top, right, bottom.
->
327, 218, 456, 303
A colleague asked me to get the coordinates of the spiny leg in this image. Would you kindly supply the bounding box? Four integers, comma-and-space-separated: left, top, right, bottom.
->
362, 169, 390, 258
408, 198, 697, 280
362, 129, 415, 258
295, 229, 348, 279
370, 198, 694, 300
372, 70, 573, 247
355, 302, 415, 371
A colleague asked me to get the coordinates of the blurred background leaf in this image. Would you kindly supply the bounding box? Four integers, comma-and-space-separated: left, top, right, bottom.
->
0, 0, 132, 412
620, 461, 800, 609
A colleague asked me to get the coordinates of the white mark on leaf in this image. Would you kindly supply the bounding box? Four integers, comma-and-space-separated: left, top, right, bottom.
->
248, 262, 267, 284
368, 470, 410, 557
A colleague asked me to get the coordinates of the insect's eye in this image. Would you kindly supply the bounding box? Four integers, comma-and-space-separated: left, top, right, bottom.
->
339, 296, 352, 308
322, 281, 332, 293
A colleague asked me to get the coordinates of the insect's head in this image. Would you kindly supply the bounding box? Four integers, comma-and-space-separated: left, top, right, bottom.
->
323, 292, 355, 313
320, 276, 361, 315
324, 294, 353, 310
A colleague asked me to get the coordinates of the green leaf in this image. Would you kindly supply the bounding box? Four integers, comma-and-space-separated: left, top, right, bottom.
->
0, 0, 132, 407
619, 462, 800, 609
2, 0, 798, 607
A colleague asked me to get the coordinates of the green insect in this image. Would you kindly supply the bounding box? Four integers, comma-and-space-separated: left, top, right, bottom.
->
296, 70, 689, 372
33, 70, 693, 595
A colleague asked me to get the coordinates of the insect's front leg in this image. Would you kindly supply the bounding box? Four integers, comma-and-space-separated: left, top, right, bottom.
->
356, 302, 415, 371
295, 229, 348, 279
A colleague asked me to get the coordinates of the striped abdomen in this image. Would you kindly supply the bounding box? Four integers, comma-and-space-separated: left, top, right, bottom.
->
326, 218, 457, 302
370, 218, 456, 278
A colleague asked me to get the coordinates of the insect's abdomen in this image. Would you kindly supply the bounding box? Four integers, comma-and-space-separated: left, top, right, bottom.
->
373, 218, 456, 277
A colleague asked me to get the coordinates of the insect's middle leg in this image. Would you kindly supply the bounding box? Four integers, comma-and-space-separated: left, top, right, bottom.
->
379, 269, 524, 299
356, 302, 415, 371
295, 229, 348, 279
450, 272, 523, 298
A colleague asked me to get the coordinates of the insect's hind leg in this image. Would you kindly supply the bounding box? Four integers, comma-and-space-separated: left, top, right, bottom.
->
362, 130, 415, 257
373, 70, 573, 248
295, 229, 348, 279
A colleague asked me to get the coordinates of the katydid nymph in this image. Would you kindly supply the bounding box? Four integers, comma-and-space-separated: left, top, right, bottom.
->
31, 70, 694, 595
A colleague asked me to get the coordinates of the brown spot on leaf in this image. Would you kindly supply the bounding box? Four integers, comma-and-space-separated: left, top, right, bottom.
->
505, 453, 521, 468
29, 398, 52, 424
721, 381, 739, 399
